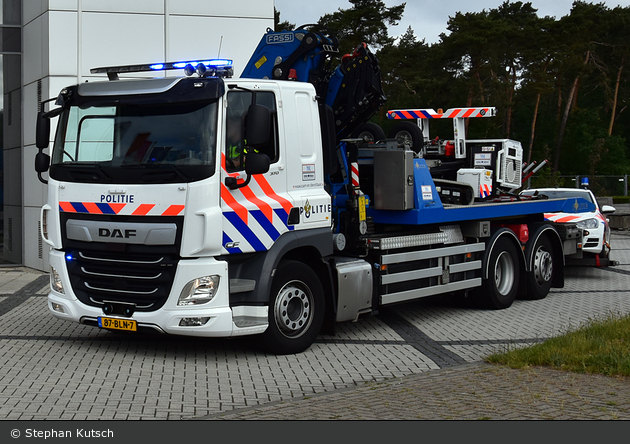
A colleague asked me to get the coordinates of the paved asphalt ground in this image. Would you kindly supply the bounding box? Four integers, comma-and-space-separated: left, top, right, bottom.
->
1, 225, 630, 422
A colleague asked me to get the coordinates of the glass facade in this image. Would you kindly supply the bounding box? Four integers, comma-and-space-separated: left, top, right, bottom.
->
0, 0, 21, 264
0, 0, 273, 270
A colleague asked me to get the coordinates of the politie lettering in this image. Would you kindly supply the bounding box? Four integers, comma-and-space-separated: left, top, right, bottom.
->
100, 194, 135, 203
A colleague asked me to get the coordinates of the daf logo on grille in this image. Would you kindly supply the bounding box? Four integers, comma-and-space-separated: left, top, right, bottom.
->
98, 228, 137, 239
66, 220, 177, 245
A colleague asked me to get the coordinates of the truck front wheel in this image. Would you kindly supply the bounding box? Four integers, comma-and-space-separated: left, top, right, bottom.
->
260, 260, 325, 354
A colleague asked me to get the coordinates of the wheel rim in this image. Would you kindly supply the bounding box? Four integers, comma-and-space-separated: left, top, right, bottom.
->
358, 131, 375, 143
394, 131, 413, 149
273, 281, 313, 339
533, 246, 553, 285
494, 251, 515, 296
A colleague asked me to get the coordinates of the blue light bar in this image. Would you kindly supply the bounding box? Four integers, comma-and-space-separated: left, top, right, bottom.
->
91, 59, 234, 80
205, 59, 233, 67
173, 59, 233, 69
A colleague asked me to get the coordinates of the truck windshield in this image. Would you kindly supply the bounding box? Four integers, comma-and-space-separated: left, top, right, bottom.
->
50, 100, 218, 184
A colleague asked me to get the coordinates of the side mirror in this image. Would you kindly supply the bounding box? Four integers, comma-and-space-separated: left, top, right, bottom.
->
36, 111, 51, 149
35, 152, 50, 173
225, 153, 270, 190
35, 151, 50, 184
244, 104, 271, 148
36, 106, 63, 149
601, 205, 616, 215
245, 152, 270, 176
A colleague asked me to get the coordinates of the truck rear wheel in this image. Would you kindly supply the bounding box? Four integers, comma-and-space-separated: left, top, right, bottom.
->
475, 237, 520, 309
523, 234, 553, 300
260, 260, 325, 355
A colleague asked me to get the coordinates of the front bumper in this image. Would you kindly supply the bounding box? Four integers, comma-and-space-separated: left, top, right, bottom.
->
47, 249, 267, 337
579, 226, 607, 255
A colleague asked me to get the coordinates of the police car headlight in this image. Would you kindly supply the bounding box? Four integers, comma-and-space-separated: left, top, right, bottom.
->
178, 276, 220, 306
576, 218, 600, 230
50, 266, 65, 294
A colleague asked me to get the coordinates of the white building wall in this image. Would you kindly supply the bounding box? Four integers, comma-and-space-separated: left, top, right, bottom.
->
21, 0, 274, 270
2, 49, 22, 264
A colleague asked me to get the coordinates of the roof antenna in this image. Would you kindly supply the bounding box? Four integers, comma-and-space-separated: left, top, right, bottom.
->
217, 36, 224, 59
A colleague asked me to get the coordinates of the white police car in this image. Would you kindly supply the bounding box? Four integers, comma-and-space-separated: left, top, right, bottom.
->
519, 187, 616, 264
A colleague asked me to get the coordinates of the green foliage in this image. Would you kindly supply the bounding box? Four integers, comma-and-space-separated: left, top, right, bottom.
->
559, 110, 630, 175
487, 314, 630, 377
528, 167, 563, 189
317, 0, 405, 56
274, 1, 630, 176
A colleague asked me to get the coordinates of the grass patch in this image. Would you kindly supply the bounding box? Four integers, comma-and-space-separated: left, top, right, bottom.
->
486, 314, 630, 377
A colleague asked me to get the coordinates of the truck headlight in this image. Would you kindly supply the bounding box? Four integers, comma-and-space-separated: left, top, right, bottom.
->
50, 266, 65, 294
576, 218, 600, 230
178, 276, 220, 306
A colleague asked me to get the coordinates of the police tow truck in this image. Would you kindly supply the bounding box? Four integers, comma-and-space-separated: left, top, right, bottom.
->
34, 26, 592, 354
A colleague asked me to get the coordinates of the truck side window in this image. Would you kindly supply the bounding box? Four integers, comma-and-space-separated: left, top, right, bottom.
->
226, 90, 278, 171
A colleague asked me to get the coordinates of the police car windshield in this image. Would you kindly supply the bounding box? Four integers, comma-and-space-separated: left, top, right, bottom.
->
50, 100, 218, 184
520, 189, 594, 204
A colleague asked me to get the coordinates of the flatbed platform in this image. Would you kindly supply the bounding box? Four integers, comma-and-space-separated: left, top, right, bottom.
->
368, 159, 595, 226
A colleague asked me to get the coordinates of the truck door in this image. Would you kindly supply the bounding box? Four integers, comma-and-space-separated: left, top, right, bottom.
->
220, 89, 294, 254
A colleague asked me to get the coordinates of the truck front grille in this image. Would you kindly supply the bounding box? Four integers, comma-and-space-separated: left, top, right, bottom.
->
60, 213, 183, 312
65, 249, 178, 311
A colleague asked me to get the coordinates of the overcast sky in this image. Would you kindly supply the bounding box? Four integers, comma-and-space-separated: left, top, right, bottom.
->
274, 0, 630, 44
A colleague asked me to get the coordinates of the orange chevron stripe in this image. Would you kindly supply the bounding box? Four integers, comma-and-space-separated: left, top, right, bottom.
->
253, 175, 293, 214
239, 185, 273, 221
59, 202, 76, 213
221, 151, 295, 220
447, 108, 461, 118
108, 203, 126, 214
401, 110, 415, 119
555, 215, 580, 223
221, 182, 248, 223
132, 204, 156, 216
162, 205, 185, 216
83, 202, 102, 214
